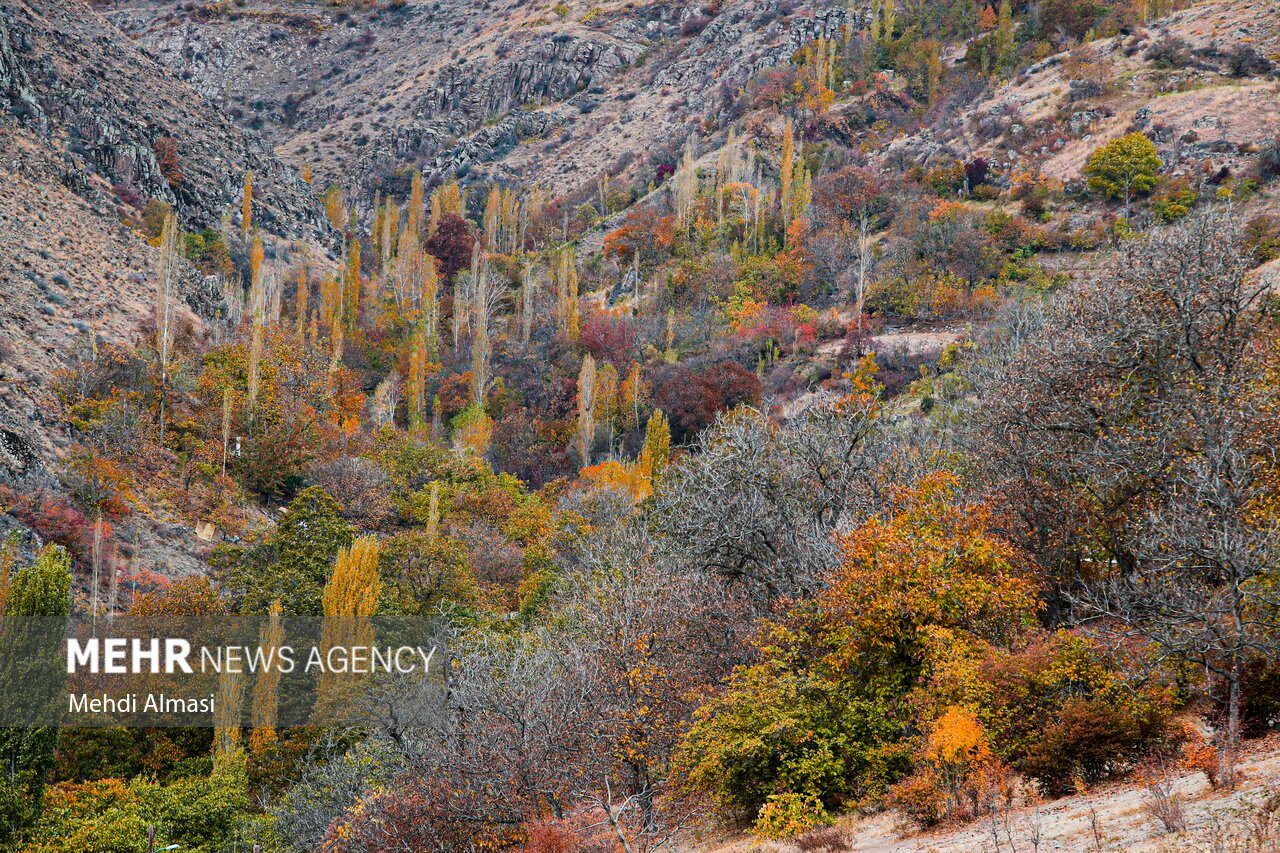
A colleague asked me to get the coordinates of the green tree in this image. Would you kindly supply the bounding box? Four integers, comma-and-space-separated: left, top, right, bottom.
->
0, 544, 72, 836
1084, 132, 1162, 213
213, 486, 355, 616
674, 475, 1038, 818
994, 0, 1014, 70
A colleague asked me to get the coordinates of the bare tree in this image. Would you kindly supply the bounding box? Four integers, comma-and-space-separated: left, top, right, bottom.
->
963, 208, 1280, 781
649, 394, 895, 604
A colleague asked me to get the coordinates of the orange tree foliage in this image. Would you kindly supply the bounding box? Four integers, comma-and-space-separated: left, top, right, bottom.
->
674, 474, 1040, 819
602, 208, 676, 267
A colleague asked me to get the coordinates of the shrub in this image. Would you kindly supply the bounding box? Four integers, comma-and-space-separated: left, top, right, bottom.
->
681, 14, 710, 37
1257, 138, 1280, 183
1144, 37, 1189, 69
973, 633, 1175, 795
888, 706, 1012, 827
964, 157, 991, 187
751, 793, 831, 840
522, 817, 581, 853
578, 313, 639, 368
653, 359, 761, 441
1226, 45, 1273, 77
153, 136, 183, 187
794, 827, 846, 853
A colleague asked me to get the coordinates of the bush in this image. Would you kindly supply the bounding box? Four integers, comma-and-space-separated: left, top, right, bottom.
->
578, 313, 639, 368
680, 14, 710, 37
1226, 45, 1273, 77
751, 793, 831, 840
794, 827, 846, 853
1257, 139, 1280, 183
1245, 215, 1280, 263
653, 360, 761, 442
888, 706, 1012, 827
522, 817, 581, 853
974, 633, 1175, 795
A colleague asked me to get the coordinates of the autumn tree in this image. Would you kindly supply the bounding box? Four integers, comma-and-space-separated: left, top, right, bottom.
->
241, 171, 254, 239
651, 390, 884, 603
154, 211, 179, 444
154, 136, 183, 187
249, 600, 285, 751
1084, 132, 1162, 213
425, 213, 475, 283
407, 169, 425, 240
639, 409, 670, 485
967, 209, 1280, 783
317, 536, 382, 708
214, 667, 245, 761
674, 474, 1037, 819
576, 355, 598, 466
324, 184, 347, 231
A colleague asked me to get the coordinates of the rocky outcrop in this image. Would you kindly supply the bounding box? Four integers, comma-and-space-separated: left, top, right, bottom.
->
0, 0, 329, 244
108, 0, 870, 204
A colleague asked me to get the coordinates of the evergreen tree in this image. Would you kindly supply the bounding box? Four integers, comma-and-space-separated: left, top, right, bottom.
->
215, 487, 355, 616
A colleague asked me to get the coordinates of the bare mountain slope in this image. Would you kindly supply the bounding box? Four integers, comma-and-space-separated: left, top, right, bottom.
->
107, 0, 859, 202
1, 0, 327, 238
0, 0, 330, 467
877, 0, 1280, 190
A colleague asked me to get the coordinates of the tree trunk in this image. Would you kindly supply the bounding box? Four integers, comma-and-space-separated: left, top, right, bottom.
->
1221, 650, 1241, 789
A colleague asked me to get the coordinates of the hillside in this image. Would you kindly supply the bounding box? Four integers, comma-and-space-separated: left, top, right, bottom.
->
0, 1, 1279, 853
0, 0, 331, 464
106, 0, 858, 201
698, 734, 1280, 852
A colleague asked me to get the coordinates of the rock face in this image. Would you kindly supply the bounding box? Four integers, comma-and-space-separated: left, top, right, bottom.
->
107, 0, 863, 205
0, 0, 331, 464
0, 0, 329, 241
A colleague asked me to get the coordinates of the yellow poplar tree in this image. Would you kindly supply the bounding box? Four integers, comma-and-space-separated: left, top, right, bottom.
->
318, 537, 381, 704
249, 600, 284, 751
780, 118, 796, 225
407, 170, 425, 239
620, 362, 647, 432
214, 667, 245, 762
343, 238, 362, 330
295, 265, 310, 341
640, 409, 671, 485
324, 184, 346, 231
241, 171, 253, 239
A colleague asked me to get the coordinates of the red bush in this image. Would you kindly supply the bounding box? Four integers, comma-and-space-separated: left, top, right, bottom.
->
522, 818, 582, 853
0, 486, 94, 562
654, 359, 762, 441
579, 313, 639, 368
